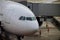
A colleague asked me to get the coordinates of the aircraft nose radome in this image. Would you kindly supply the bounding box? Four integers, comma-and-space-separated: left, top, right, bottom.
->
28, 21, 39, 32
22, 26, 39, 36
20, 21, 39, 35
32, 23, 39, 31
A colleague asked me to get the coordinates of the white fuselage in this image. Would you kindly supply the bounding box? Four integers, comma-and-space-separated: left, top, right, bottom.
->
0, 1, 39, 36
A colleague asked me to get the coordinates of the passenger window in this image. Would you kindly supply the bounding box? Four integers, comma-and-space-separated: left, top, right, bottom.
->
19, 16, 25, 20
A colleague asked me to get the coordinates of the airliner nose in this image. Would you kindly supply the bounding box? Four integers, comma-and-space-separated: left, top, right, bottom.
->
28, 21, 39, 33
22, 21, 39, 36
31, 21, 39, 31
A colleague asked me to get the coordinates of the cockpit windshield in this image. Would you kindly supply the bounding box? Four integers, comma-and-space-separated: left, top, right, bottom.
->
19, 16, 36, 21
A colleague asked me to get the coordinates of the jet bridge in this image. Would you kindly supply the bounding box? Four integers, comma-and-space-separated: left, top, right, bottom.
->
27, 2, 60, 16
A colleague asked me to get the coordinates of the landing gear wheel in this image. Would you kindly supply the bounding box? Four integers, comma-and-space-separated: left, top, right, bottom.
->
17, 35, 24, 40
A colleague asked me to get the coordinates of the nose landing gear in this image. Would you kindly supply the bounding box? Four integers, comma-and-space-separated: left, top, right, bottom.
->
17, 35, 24, 40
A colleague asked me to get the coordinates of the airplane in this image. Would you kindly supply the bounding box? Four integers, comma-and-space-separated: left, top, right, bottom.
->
0, 0, 39, 40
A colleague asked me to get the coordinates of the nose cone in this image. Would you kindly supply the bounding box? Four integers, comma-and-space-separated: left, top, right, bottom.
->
22, 20, 39, 36
30, 21, 39, 30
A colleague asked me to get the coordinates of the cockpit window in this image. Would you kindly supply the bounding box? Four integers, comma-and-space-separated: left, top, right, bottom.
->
26, 17, 36, 21
19, 16, 36, 21
19, 16, 25, 20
